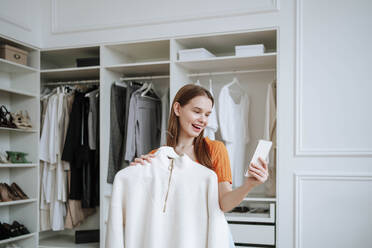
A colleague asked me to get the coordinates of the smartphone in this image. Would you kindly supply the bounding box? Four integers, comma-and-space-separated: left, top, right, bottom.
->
245, 139, 272, 177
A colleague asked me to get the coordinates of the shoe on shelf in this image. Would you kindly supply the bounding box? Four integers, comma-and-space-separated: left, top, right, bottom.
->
10, 111, 32, 130
0, 183, 12, 202
10, 183, 28, 200
0, 151, 9, 164
0, 222, 10, 240
0, 183, 22, 201
12, 221, 29, 235
0, 105, 17, 129
1, 222, 21, 238
5, 151, 31, 164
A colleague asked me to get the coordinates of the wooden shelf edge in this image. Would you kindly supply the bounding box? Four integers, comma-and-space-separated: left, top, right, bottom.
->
0, 163, 38, 168
0, 87, 38, 97
175, 52, 277, 64
0, 198, 37, 207
0, 232, 36, 245
0, 58, 39, 73
0, 127, 38, 133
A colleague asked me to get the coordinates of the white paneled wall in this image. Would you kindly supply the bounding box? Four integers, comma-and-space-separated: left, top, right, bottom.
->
0, 0, 42, 47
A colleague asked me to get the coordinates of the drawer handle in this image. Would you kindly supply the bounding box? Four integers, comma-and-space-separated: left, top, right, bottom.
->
14, 54, 21, 60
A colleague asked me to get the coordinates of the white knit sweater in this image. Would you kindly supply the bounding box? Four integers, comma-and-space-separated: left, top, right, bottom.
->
105, 146, 229, 248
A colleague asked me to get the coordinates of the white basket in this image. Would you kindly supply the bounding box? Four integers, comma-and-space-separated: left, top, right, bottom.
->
178, 48, 216, 61
235, 44, 265, 57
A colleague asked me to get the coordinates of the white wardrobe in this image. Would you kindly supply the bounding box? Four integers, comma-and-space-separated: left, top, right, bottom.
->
0, 29, 278, 248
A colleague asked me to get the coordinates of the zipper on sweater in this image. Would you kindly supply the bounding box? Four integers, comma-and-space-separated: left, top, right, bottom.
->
163, 158, 175, 213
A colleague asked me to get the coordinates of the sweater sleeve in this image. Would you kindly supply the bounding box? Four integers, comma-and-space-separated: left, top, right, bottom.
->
105, 173, 126, 248
207, 175, 229, 248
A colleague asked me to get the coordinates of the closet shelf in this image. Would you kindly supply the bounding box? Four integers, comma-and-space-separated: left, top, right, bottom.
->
0, 232, 36, 245
0, 127, 38, 133
225, 212, 274, 223
104, 61, 170, 76
0, 86, 38, 97
40, 66, 100, 81
175, 53, 276, 73
39, 234, 99, 248
0, 58, 38, 73
0, 198, 37, 207
244, 196, 277, 202
0, 163, 38, 168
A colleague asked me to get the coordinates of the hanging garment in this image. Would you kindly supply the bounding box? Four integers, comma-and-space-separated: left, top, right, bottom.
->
88, 93, 98, 150
62, 92, 99, 208
160, 88, 170, 146
107, 83, 141, 183
263, 80, 276, 196
39, 92, 67, 231
124, 89, 161, 163
106, 146, 229, 248
218, 81, 250, 188
204, 80, 218, 140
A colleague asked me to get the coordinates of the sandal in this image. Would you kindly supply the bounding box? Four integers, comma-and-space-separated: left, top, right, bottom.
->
0, 105, 17, 129
6, 151, 31, 164
0, 151, 9, 163
11, 111, 32, 130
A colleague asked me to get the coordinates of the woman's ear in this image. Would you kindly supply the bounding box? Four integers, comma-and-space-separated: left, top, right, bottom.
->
173, 102, 181, 117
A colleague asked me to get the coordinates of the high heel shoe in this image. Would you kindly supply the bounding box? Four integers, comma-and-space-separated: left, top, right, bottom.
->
1, 183, 22, 201
10, 183, 28, 199
0, 183, 12, 202
0, 105, 17, 129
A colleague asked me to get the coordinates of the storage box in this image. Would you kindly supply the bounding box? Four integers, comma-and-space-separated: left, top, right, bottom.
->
0, 44, 28, 66
178, 48, 215, 61
235, 44, 265, 57
76, 57, 99, 67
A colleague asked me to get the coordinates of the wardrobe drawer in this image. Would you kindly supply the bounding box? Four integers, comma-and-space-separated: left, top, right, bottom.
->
229, 223, 275, 245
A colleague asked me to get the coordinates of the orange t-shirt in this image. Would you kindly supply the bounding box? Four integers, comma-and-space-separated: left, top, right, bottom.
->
149, 137, 232, 184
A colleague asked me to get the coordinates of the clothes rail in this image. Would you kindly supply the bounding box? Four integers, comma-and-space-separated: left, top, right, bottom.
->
187, 68, 276, 77
43, 79, 100, 86
120, 75, 170, 81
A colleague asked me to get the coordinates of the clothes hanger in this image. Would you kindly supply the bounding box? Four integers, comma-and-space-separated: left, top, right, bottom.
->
228, 76, 245, 93
140, 82, 160, 101
85, 88, 99, 97
115, 81, 127, 88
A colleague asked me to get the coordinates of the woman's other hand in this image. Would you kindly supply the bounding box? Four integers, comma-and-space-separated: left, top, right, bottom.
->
129, 154, 155, 166
245, 157, 269, 187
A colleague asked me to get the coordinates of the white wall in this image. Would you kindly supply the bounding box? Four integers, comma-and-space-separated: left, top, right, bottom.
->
40, 0, 280, 48
0, 0, 42, 47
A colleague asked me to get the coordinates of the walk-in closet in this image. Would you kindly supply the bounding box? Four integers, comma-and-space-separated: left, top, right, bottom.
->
1, 1, 371, 248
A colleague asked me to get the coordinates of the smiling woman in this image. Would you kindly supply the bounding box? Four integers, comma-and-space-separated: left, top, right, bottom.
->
131, 84, 269, 212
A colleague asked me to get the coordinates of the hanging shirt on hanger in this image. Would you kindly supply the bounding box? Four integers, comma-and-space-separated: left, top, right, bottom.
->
106, 146, 230, 248
124, 88, 161, 163
204, 80, 218, 140
218, 80, 250, 188
160, 87, 170, 145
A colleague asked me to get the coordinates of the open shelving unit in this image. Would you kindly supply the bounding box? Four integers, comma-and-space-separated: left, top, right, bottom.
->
0, 36, 40, 248
38, 45, 101, 248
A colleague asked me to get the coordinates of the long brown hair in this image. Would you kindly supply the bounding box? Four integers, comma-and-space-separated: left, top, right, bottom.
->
167, 84, 214, 170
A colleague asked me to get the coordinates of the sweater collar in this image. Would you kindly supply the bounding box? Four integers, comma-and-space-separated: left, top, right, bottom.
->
155, 146, 193, 170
